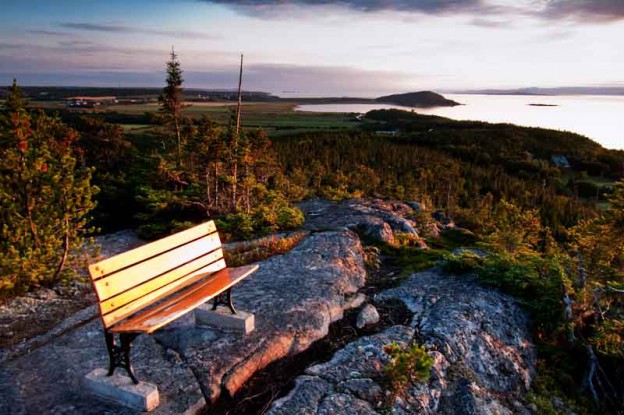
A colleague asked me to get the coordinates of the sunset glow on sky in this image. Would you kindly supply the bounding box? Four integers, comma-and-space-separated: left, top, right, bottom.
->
1, 0, 623, 96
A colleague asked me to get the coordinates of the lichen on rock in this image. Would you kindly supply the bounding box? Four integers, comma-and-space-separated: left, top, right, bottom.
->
269, 268, 536, 414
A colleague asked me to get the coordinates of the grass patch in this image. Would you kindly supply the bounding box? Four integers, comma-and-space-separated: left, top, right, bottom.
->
223, 231, 307, 267
379, 244, 445, 278
527, 358, 592, 415
426, 227, 479, 251
102, 101, 361, 134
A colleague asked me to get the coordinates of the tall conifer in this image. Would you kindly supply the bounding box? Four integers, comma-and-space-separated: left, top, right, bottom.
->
159, 47, 184, 168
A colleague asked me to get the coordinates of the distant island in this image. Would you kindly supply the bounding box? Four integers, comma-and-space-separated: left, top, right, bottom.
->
528, 103, 558, 107
376, 91, 461, 107
454, 86, 624, 96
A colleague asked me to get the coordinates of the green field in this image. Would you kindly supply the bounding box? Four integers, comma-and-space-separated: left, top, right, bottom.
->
103, 101, 362, 136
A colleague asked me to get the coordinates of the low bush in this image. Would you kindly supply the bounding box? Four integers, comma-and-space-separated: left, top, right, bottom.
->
383, 342, 434, 394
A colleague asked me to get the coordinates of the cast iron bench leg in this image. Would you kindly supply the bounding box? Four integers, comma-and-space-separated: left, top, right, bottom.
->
104, 331, 141, 384
211, 288, 237, 315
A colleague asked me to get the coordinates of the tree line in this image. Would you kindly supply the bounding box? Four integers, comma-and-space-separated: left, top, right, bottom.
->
1, 52, 622, 411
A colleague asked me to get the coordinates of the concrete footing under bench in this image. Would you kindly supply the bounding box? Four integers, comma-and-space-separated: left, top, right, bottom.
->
195, 305, 255, 334
83, 368, 160, 412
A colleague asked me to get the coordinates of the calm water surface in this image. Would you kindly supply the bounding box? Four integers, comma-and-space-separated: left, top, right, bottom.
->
296, 94, 624, 150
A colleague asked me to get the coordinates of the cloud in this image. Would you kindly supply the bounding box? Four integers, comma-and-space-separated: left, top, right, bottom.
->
205, 0, 624, 22
0, 41, 168, 72
182, 63, 424, 96
27, 30, 72, 37
0, 43, 23, 50
541, 0, 624, 21
469, 17, 512, 28
57, 40, 97, 47
205, 0, 488, 16
1, 62, 425, 96
59, 22, 217, 39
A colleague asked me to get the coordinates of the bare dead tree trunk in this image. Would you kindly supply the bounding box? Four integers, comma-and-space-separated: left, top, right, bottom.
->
446, 179, 452, 218
231, 54, 243, 212
583, 344, 600, 405
578, 253, 587, 288
174, 116, 182, 170
54, 214, 70, 280
236, 54, 243, 137
205, 166, 211, 216
25, 186, 39, 248
18, 152, 40, 248
563, 291, 575, 344
245, 162, 251, 214
214, 163, 220, 211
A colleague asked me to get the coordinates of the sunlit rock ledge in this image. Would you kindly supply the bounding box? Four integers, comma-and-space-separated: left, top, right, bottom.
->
0, 198, 536, 414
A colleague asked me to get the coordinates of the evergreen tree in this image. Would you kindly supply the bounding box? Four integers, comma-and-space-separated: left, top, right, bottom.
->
0, 85, 97, 295
159, 47, 184, 168
3, 78, 25, 113
484, 200, 541, 256
571, 179, 624, 358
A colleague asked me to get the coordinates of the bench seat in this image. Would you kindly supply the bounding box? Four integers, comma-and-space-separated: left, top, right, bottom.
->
110, 264, 258, 334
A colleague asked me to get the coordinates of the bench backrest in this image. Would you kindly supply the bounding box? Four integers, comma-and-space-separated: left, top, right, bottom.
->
88, 221, 225, 329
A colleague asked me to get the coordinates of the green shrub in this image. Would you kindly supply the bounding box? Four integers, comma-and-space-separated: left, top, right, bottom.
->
383, 342, 434, 394
443, 251, 485, 274
276, 205, 305, 229
217, 212, 256, 239
393, 232, 423, 248
0, 108, 97, 296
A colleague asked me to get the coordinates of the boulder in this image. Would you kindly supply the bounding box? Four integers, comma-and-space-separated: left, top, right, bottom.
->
298, 199, 426, 247
379, 269, 536, 395
357, 218, 395, 245
356, 304, 380, 329
160, 230, 367, 402
269, 269, 536, 414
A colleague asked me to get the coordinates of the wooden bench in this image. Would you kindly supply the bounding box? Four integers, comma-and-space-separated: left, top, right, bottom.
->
88, 221, 258, 384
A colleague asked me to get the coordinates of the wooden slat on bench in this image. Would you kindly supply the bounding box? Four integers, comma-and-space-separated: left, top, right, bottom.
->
89, 221, 217, 280
100, 256, 226, 329
110, 265, 259, 334
100, 248, 224, 316
94, 232, 221, 301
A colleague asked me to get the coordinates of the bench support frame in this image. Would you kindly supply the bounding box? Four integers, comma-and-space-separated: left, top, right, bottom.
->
212, 288, 237, 315
105, 331, 140, 385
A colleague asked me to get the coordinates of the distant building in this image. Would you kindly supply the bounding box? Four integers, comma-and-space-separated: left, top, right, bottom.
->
375, 128, 400, 136
66, 96, 117, 107
551, 155, 571, 168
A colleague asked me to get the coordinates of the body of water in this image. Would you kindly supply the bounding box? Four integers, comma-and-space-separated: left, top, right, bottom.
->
296, 94, 624, 150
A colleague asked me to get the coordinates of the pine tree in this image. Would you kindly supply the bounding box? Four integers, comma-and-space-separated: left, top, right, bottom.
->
483, 199, 541, 256
3, 78, 25, 113
0, 82, 97, 296
159, 47, 184, 168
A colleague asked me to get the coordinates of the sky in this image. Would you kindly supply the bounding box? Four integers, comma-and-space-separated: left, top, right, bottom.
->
1, 0, 623, 96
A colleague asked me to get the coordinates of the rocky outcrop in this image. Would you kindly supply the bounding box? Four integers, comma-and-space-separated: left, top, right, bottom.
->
0, 230, 368, 413
268, 269, 536, 414
157, 230, 367, 402
380, 270, 536, 396
0, 200, 537, 414
299, 199, 426, 247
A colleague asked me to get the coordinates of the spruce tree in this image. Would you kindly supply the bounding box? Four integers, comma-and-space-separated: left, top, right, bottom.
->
3, 78, 25, 113
159, 48, 184, 168
0, 82, 97, 296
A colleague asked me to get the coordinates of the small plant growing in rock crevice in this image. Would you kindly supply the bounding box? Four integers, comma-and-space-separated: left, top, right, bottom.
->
362, 245, 382, 270
382, 341, 434, 394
